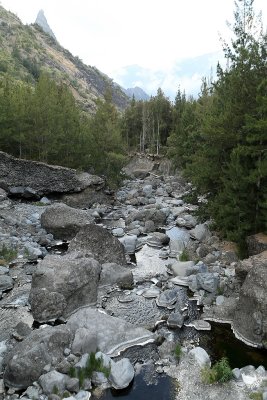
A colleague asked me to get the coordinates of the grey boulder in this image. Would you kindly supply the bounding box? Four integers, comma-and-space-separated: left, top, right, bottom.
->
69, 225, 127, 266
132, 208, 167, 226
176, 214, 197, 229
40, 203, 94, 240
67, 308, 155, 357
119, 235, 137, 254
196, 273, 219, 293
233, 255, 267, 347
0, 276, 13, 292
99, 263, 133, 289
29, 252, 101, 322
170, 261, 195, 277
156, 289, 178, 308
189, 224, 211, 242
4, 326, 72, 389
146, 232, 170, 248
167, 311, 184, 329
188, 346, 211, 367
0, 188, 7, 202
189, 273, 219, 293
109, 358, 134, 389
39, 370, 67, 395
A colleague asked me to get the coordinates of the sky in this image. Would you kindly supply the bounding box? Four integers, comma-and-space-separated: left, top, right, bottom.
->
1, 0, 267, 98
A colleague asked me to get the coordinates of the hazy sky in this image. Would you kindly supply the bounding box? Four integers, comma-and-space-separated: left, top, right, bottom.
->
1, 0, 267, 97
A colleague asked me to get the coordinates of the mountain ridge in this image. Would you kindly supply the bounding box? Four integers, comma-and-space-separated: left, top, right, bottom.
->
123, 86, 150, 101
0, 5, 129, 112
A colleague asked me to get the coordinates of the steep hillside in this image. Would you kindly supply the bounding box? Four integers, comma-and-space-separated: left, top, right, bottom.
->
0, 5, 129, 112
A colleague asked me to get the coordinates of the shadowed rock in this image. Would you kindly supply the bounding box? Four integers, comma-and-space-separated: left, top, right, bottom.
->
233, 253, 267, 346
69, 225, 127, 266
0, 151, 104, 198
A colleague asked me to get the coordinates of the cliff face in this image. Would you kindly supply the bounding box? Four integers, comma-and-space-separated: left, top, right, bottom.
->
0, 6, 129, 112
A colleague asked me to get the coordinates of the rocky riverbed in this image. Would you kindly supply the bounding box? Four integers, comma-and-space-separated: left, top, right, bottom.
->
0, 152, 267, 400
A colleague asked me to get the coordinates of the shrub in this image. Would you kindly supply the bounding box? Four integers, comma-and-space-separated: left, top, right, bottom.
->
201, 357, 233, 384
179, 249, 190, 262
52, 385, 59, 395
85, 352, 111, 379
69, 351, 111, 388
0, 244, 17, 263
174, 343, 182, 360
182, 190, 199, 205
249, 393, 263, 400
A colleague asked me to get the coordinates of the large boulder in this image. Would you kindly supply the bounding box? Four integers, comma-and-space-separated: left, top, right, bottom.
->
39, 371, 67, 395
60, 185, 112, 209
247, 233, 267, 256
188, 346, 211, 367
123, 156, 156, 179
0, 151, 104, 198
29, 252, 101, 322
4, 326, 72, 389
131, 208, 167, 226
236, 251, 267, 283
40, 203, 94, 240
109, 358, 134, 389
233, 253, 267, 346
99, 263, 133, 289
188, 272, 219, 293
69, 225, 127, 266
170, 261, 195, 277
189, 224, 211, 242
66, 308, 155, 357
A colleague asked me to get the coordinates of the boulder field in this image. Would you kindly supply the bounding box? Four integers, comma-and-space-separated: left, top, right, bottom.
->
0, 153, 266, 399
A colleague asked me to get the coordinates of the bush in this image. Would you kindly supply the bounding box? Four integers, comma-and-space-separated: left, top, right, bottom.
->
69, 352, 111, 388
179, 249, 190, 262
249, 393, 263, 400
85, 352, 110, 379
201, 357, 233, 384
0, 244, 17, 264
174, 343, 182, 360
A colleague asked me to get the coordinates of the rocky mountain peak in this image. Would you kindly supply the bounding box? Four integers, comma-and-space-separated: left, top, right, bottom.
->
124, 86, 150, 101
35, 9, 56, 40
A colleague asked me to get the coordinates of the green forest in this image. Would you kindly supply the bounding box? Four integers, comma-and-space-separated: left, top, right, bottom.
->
0, 0, 266, 252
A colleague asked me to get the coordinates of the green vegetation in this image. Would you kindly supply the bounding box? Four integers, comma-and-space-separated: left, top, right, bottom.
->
201, 357, 233, 384
69, 352, 111, 388
121, 88, 172, 154
0, 73, 126, 185
174, 343, 182, 360
0, 244, 17, 264
167, 0, 267, 254
179, 249, 190, 262
249, 393, 263, 400
52, 385, 59, 395
182, 190, 199, 205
